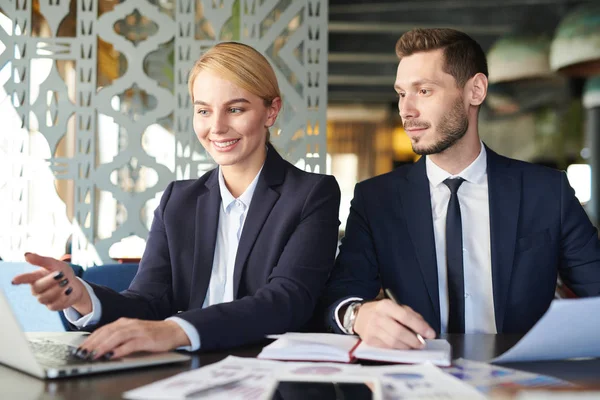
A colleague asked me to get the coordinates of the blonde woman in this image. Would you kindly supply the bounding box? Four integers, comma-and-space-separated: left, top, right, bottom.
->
13, 42, 340, 358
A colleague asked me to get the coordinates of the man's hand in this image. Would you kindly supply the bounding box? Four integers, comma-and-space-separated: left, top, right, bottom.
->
75, 319, 190, 360
11, 253, 92, 315
353, 299, 436, 349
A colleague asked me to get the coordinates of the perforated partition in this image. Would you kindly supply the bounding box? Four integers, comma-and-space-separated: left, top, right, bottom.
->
0, 0, 328, 265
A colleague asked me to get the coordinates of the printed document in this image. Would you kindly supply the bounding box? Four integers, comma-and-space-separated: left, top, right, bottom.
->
493, 297, 600, 363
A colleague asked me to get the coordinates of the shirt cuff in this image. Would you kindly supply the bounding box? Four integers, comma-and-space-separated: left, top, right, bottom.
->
334, 297, 363, 334
167, 316, 200, 352
63, 278, 103, 328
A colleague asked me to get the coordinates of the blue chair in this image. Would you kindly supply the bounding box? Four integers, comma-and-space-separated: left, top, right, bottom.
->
82, 263, 139, 293
70, 264, 85, 279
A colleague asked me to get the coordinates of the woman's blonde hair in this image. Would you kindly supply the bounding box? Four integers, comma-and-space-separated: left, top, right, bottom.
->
188, 42, 281, 142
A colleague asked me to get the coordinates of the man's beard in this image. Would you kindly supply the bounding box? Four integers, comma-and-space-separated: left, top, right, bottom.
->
408, 97, 469, 156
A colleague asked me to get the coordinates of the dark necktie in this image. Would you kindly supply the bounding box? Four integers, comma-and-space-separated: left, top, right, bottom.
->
443, 177, 465, 333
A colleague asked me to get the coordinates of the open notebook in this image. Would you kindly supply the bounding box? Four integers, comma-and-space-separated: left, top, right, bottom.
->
258, 333, 451, 366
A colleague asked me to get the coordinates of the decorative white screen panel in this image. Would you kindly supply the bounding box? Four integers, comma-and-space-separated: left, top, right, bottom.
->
0, 0, 327, 265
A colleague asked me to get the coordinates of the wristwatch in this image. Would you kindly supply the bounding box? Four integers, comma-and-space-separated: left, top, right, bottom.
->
342, 301, 363, 335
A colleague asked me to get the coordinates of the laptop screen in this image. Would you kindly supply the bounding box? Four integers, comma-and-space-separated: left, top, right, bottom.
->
0, 262, 66, 332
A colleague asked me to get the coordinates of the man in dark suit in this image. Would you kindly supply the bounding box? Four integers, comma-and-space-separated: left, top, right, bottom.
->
320, 28, 600, 349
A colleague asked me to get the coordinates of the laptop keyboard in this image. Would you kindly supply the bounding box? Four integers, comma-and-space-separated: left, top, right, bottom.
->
29, 340, 94, 366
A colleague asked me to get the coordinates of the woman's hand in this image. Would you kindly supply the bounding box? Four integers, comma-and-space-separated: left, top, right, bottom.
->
11, 253, 92, 315
74, 319, 190, 360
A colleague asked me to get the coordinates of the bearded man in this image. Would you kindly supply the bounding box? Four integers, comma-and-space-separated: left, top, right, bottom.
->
319, 28, 600, 349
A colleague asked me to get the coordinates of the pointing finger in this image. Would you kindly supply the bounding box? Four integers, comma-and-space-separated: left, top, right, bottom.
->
11, 268, 49, 285
25, 253, 68, 273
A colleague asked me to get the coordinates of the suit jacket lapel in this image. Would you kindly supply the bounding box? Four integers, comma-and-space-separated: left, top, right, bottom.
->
399, 156, 441, 332
190, 170, 221, 307
232, 144, 284, 297
486, 146, 521, 333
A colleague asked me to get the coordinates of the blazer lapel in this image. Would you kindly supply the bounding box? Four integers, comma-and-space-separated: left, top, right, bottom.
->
190, 170, 221, 307
232, 144, 284, 297
487, 147, 521, 333
399, 157, 441, 331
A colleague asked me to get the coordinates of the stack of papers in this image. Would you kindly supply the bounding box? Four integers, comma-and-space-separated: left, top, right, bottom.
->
124, 356, 484, 400
445, 359, 571, 394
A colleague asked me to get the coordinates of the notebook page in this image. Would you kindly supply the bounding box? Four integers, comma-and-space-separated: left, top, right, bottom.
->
258, 333, 360, 362
353, 339, 451, 366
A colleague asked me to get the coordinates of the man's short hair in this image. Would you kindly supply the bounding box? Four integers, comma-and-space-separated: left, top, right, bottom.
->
395, 28, 488, 87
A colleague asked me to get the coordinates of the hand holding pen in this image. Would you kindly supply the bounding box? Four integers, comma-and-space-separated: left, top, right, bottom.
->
352, 288, 436, 350
384, 288, 426, 346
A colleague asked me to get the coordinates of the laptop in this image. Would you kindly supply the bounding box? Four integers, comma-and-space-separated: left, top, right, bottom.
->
0, 287, 190, 379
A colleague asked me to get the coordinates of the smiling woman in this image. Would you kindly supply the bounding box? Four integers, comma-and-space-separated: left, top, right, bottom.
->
188, 43, 282, 197
13, 42, 341, 359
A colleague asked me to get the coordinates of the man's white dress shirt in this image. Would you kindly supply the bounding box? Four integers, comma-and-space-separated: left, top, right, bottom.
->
426, 143, 496, 333
337, 143, 496, 334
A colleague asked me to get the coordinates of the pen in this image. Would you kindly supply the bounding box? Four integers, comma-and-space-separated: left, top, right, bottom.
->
384, 288, 426, 347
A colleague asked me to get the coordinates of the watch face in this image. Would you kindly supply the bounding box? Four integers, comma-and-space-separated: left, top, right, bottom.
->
344, 302, 360, 334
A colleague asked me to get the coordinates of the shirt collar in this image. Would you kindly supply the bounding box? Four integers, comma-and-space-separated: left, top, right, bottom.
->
425, 141, 487, 187
217, 163, 264, 213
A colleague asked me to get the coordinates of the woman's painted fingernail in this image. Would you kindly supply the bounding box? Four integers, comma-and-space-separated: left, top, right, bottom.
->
53, 271, 64, 280
103, 351, 114, 360
58, 278, 69, 287
65, 287, 73, 296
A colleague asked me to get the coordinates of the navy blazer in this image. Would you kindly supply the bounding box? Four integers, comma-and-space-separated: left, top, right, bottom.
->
321, 146, 600, 334
86, 145, 341, 350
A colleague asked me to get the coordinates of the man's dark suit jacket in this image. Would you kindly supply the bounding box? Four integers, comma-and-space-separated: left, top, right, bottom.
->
321, 146, 600, 334
85, 144, 341, 350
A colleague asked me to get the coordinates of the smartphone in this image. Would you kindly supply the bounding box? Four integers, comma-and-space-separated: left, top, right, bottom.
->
271, 381, 375, 400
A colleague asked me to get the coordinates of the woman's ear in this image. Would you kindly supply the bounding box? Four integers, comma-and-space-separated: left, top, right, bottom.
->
468, 73, 488, 106
265, 97, 282, 127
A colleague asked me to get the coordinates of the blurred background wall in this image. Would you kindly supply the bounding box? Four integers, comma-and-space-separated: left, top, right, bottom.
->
1, 0, 599, 264
326, 0, 600, 230
0, 0, 327, 265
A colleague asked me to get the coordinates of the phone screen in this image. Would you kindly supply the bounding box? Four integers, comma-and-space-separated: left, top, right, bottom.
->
271, 381, 374, 400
